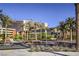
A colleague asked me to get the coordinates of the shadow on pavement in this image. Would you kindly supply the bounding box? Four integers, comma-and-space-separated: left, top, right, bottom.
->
51, 52, 69, 56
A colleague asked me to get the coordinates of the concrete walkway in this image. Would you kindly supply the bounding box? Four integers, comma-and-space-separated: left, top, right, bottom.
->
0, 49, 79, 56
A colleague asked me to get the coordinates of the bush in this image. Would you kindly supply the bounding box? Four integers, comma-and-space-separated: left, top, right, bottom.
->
0, 34, 5, 39
14, 34, 22, 41
39, 33, 53, 40
47, 35, 53, 39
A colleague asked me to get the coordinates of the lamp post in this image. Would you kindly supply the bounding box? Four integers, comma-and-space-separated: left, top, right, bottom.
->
44, 23, 48, 47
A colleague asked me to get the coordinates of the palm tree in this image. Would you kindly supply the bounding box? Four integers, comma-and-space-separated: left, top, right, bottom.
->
24, 21, 31, 41
25, 20, 35, 41
0, 10, 13, 43
34, 22, 44, 40
58, 21, 68, 40
3, 16, 13, 43
34, 22, 38, 41
66, 17, 75, 42
75, 4, 79, 50
39, 23, 44, 40
20, 23, 25, 40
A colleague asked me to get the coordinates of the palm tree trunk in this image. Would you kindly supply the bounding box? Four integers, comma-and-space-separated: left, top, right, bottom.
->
62, 31, 65, 40
75, 4, 79, 50
26, 31, 28, 40
70, 29, 73, 42
3, 31, 5, 43
35, 29, 37, 40
40, 29, 42, 45
4, 25, 8, 43
34, 25, 37, 40
60, 31, 62, 40
40, 29, 42, 40
5, 28, 8, 38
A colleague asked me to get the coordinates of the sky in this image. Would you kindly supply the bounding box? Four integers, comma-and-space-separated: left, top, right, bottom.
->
0, 3, 75, 27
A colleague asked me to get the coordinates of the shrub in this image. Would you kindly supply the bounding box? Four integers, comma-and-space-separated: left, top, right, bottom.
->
14, 34, 22, 41
39, 33, 53, 40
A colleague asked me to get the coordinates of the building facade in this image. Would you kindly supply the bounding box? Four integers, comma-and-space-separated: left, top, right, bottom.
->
0, 28, 16, 38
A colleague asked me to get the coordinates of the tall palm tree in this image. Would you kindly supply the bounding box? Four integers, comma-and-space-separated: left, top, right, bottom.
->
34, 22, 38, 41
66, 17, 75, 42
3, 16, 13, 43
39, 23, 44, 40
58, 21, 68, 40
24, 21, 31, 41
26, 20, 35, 41
75, 4, 79, 50
0, 10, 13, 43
34, 22, 44, 40
20, 23, 25, 40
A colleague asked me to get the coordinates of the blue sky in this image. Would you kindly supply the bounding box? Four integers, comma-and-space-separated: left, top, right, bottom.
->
0, 3, 75, 27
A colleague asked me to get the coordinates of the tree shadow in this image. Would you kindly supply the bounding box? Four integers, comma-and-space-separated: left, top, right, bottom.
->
51, 52, 69, 56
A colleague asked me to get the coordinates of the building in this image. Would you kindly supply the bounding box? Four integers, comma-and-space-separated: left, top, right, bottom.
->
7, 20, 50, 40
8, 20, 23, 32
0, 28, 16, 38
0, 18, 16, 38
48, 27, 61, 39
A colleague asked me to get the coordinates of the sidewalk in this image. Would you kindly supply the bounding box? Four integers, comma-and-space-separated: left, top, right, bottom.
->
0, 49, 79, 56
55, 52, 79, 56
0, 49, 61, 56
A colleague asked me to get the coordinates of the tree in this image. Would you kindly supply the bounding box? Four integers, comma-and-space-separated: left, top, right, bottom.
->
3, 16, 13, 42
38, 23, 44, 40
0, 10, 13, 43
66, 17, 75, 41
24, 20, 35, 41
24, 21, 30, 41
34, 22, 38, 41
58, 21, 68, 40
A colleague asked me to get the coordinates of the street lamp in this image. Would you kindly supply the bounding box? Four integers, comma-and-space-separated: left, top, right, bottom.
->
44, 23, 48, 47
